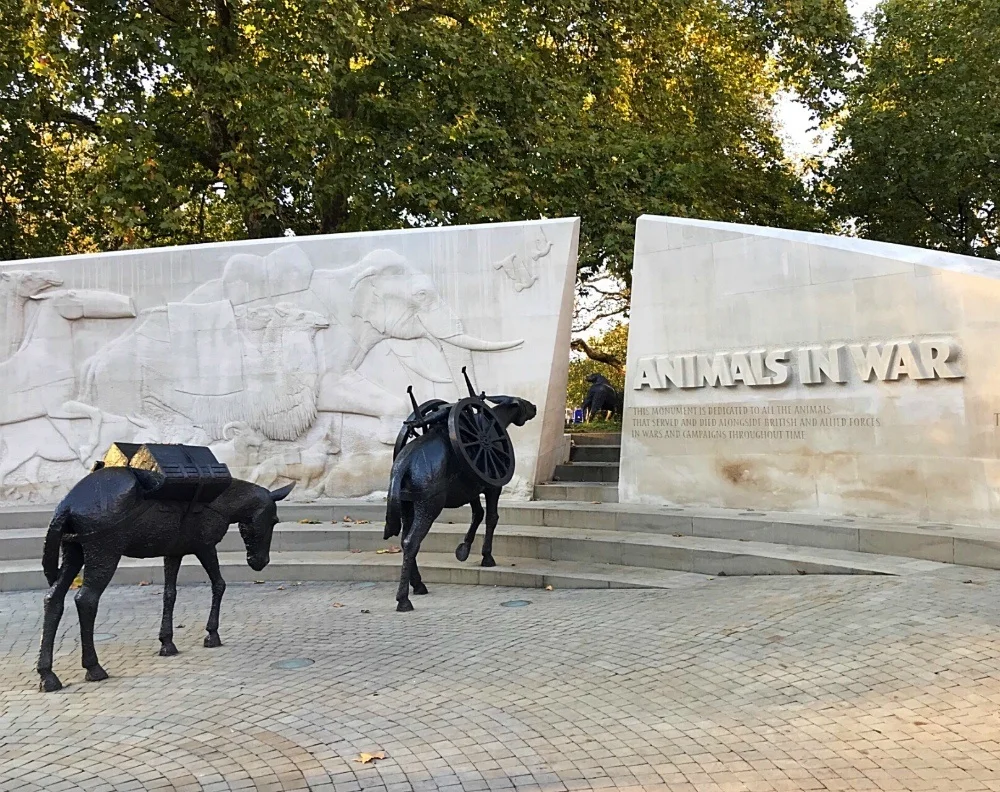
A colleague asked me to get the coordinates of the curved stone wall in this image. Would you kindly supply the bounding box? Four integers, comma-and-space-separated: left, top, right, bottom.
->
622, 215, 1000, 526
0, 219, 579, 504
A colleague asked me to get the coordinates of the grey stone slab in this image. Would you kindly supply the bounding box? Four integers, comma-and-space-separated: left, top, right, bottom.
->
859, 529, 954, 563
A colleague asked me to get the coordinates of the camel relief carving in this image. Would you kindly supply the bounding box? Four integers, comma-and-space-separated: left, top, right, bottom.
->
78, 302, 329, 443
0, 270, 63, 359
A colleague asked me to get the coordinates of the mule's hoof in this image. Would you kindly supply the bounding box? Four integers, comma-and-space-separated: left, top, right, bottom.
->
204, 632, 223, 649
412, 582, 429, 596
455, 543, 470, 562
396, 599, 414, 612
481, 554, 497, 568
39, 671, 62, 693
158, 642, 179, 657
85, 664, 109, 683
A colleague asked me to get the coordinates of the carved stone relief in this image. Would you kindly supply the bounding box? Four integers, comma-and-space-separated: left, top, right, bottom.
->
0, 220, 578, 503
493, 227, 553, 292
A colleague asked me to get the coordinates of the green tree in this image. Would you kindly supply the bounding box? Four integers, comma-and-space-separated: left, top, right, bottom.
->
825, 0, 1000, 259
567, 322, 628, 409
2, 0, 853, 271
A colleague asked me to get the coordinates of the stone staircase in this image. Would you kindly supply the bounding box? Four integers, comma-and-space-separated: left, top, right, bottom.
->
533, 431, 620, 503
3, 496, 987, 594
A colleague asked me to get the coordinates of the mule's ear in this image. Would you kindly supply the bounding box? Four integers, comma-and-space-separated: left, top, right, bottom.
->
270, 482, 295, 502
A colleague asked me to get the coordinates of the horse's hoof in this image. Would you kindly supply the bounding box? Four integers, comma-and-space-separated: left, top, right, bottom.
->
39, 671, 62, 693
481, 555, 497, 568
204, 633, 223, 648
455, 543, 470, 562
396, 599, 414, 612
85, 665, 109, 683
158, 642, 179, 657
412, 582, 429, 596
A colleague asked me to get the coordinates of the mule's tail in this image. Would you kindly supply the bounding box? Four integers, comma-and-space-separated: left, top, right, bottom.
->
42, 504, 69, 586
384, 468, 403, 540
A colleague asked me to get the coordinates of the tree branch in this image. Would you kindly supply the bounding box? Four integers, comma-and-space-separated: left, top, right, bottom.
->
572, 306, 626, 333
38, 101, 101, 134
903, 183, 962, 241
571, 339, 624, 374
398, 2, 472, 26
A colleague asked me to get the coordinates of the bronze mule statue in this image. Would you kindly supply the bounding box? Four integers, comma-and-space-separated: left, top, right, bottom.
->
385, 371, 537, 612
37, 462, 293, 692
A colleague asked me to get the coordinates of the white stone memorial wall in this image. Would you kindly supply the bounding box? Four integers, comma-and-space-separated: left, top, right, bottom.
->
0, 218, 579, 504
622, 215, 1000, 526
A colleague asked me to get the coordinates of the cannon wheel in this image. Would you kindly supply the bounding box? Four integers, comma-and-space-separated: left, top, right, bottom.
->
447, 397, 515, 488
393, 399, 449, 460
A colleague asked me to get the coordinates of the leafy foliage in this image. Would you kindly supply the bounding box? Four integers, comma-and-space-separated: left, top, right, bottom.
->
1, 0, 852, 274
567, 322, 627, 409
825, 0, 1000, 259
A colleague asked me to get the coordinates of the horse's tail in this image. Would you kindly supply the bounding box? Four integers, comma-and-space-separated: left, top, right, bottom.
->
42, 504, 69, 586
384, 466, 403, 540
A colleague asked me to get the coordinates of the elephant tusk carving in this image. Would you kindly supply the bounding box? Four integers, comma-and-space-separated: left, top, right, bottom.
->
437, 333, 523, 352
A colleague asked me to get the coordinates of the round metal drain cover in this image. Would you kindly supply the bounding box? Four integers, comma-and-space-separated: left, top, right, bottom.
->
271, 658, 315, 670
92, 633, 115, 642
500, 600, 531, 608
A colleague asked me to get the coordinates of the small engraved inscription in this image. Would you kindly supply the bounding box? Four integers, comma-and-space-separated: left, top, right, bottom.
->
626, 401, 879, 445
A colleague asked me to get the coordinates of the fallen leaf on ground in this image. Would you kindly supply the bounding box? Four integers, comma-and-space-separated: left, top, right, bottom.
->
298, 519, 320, 524
913, 721, 928, 726
332, 603, 344, 608
360, 609, 370, 614
138, 580, 151, 587
343, 516, 353, 522
295, 582, 303, 586
330, 520, 339, 524
376, 546, 401, 555
545, 585, 554, 591
353, 751, 386, 764
254, 580, 265, 584
672, 533, 683, 537
350, 549, 364, 554
356, 520, 370, 525
277, 585, 285, 591
590, 501, 601, 504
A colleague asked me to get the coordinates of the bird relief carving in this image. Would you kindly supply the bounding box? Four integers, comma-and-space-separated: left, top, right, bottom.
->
493, 227, 553, 292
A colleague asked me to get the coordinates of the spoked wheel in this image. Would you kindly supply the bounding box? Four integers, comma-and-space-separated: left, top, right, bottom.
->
394, 399, 449, 460
447, 397, 515, 488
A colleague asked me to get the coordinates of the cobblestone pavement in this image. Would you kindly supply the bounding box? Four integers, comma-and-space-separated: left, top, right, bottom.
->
4, 569, 1000, 791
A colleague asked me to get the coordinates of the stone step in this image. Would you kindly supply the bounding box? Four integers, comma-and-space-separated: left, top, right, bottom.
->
7, 499, 1000, 570
567, 432, 621, 446
0, 521, 946, 594
531, 483, 619, 503
569, 445, 621, 464
553, 462, 620, 483
0, 552, 713, 593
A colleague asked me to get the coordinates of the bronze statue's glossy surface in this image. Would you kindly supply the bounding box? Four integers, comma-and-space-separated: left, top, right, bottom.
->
36, 445, 293, 692
385, 371, 536, 612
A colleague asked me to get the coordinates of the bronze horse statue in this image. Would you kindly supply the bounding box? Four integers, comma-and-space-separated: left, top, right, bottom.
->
384, 392, 536, 612
37, 465, 293, 692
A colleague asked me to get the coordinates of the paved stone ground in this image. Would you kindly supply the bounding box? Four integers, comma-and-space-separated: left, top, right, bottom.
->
4, 569, 1000, 791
